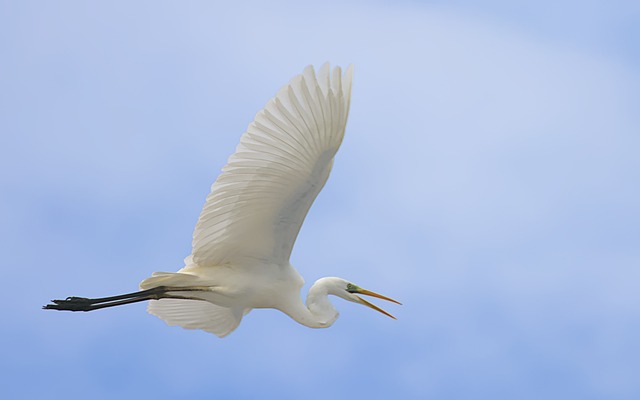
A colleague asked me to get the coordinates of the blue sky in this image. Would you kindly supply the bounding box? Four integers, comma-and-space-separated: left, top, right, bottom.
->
1, 1, 639, 399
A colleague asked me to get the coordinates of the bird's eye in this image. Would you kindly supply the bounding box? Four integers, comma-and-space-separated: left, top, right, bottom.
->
346, 283, 358, 293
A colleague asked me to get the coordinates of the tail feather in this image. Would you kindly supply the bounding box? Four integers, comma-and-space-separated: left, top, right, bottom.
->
139, 271, 201, 290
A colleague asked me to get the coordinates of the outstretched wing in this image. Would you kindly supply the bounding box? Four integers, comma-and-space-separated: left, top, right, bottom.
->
191, 64, 353, 267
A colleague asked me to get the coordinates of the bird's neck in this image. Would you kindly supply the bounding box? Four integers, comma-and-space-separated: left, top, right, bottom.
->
285, 279, 339, 329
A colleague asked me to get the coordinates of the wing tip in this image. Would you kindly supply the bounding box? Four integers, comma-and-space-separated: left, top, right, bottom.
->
301, 62, 353, 97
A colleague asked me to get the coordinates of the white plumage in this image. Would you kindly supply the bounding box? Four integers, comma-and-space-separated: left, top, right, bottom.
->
45, 64, 400, 337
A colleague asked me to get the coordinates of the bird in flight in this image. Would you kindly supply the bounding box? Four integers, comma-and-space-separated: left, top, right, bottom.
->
44, 64, 400, 337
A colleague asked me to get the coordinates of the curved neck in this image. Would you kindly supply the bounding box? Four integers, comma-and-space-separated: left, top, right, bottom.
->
283, 278, 340, 328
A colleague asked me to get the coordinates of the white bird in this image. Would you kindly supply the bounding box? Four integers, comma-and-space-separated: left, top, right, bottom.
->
44, 64, 400, 338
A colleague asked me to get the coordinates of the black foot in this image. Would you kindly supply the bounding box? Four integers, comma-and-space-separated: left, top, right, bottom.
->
43, 297, 94, 311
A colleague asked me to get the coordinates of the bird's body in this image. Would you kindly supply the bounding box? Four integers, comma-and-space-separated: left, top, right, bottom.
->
45, 64, 400, 337
141, 260, 342, 333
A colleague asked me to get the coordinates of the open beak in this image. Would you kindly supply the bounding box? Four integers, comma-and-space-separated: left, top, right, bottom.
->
354, 288, 402, 320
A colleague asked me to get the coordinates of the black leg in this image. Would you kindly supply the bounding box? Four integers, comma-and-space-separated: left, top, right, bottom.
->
43, 286, 210, 312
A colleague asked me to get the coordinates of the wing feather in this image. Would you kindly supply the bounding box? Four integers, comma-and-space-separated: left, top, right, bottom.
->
191, 64, 352, 266
148, 299, 247, 338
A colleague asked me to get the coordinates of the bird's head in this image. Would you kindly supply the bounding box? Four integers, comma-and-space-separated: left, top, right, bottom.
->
329, 278, 402, 319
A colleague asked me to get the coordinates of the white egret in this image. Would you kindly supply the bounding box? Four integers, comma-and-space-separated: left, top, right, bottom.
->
44, 64, 400, 337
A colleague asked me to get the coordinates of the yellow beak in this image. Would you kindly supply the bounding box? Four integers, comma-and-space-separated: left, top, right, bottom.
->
354, 288, 402, 320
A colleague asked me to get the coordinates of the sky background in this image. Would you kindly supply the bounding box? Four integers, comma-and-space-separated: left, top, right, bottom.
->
2, 0, 639, 399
